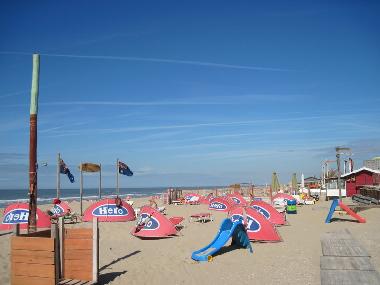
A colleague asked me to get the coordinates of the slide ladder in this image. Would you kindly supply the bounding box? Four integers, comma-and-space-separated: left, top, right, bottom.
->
325, 199, 366, 223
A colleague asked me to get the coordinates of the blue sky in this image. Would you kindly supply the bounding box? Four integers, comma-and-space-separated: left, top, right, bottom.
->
0, 1, 379, 189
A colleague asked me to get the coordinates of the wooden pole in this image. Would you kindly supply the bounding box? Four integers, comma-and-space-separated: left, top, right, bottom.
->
337, 152, 342, 203
92, 217, 99, 282
116, 159, 119, 195
80, 163, 83, 215
28, 54, 40, 233
99, 163, 102, 200
57, 153, 61, 199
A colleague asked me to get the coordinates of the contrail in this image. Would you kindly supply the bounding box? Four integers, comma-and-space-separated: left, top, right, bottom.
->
0, 51, 291, 72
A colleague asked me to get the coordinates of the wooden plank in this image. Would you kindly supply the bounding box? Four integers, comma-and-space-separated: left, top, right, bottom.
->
65, 228, 92, 239
321, 238, 369, 257
63, 269, 92, 281
64, 249, 92, 260
12, 249, 54, 258
19, 230, 51, 238
12, 262, 55, 278
11, 236, 54, 251
320, 256, 375, 271
321, 269, 380, 285
12, 275, 55, 285
58, 280, 96, 285
65, 239, 92, 250
64, 259, 92, 269
12, 255, 54, 265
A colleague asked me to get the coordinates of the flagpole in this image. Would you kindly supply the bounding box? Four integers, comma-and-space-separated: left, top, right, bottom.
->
57, 153, 60, 199
80, 163, 83, 216
99, 163, 102, 200
28, 54, 40, 233
116, 159, 119, 195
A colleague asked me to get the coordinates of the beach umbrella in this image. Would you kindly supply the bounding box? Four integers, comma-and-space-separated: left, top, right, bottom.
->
271, 172, 280, 193
291, 173, 298, 194
301, 173, 305, 188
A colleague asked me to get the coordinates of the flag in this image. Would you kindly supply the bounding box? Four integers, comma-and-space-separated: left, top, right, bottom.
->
80, 163, 101, 172
119, 161, 133, 176
60, 159, 75, 183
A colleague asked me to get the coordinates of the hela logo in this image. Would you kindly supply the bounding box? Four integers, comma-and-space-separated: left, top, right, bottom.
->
246, 215, 261, 232
3, 209, 30, 224
231, 197, 241, 204
51, 204, 64, 215
231, 214, 261, 232
140, 213, 159, 230
251, 205, 271, 219
210, 202, 227, 210
92, 204, 128, 216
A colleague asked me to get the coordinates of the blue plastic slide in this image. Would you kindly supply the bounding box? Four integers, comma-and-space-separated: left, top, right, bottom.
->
191, 218, 253, 262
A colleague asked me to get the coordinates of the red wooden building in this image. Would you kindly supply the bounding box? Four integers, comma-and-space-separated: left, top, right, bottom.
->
341, 167, 380, 197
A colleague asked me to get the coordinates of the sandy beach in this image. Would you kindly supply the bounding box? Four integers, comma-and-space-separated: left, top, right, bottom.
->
1, 196, 380, 285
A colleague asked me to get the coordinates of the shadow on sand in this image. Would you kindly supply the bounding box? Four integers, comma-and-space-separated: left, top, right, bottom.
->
100, 250, 141, 271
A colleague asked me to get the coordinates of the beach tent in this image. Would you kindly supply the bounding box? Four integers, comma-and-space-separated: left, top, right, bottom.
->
229, 206, 282, 242
208, 196, 235, 212
0, 203, 51, 231
273, 193, 295, 202
227, 192, 247, 206
199, 193, 214, 205
249, 200, 286, 226
83, 198, 135, 222
50, 201, 71, 217
184, 193, 202, 203
131, 206, 181, 238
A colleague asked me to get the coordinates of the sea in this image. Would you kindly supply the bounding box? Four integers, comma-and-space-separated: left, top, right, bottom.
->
0, 186, 219, 208
0, 187, 167, 208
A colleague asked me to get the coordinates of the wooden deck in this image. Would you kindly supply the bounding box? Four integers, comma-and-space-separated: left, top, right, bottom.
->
320, 229, 380, 285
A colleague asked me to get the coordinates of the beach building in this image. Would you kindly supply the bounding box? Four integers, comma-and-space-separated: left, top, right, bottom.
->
341, 167, 380, 197
303, 176, 320, 189
364, 157, 380, 171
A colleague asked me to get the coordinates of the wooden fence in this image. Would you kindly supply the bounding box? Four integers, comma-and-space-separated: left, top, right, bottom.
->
10, 219, 98, 285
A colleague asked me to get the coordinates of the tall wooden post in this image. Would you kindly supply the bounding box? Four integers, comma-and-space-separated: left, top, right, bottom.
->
336, 152, 342, 203
98, 164, 102, 199
57, 153, 61, 199
28, 54, 40, 233
80, 163, 83, 215
116, 159, 119, 195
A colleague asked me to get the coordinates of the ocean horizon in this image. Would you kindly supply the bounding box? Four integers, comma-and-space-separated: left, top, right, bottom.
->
0, 186, 223, 208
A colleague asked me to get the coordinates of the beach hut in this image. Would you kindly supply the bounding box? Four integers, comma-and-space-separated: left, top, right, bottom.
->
229, 206, 282, 242
0, 203, 51, 231
82, 198, 136, 222
341, 167, 380, 197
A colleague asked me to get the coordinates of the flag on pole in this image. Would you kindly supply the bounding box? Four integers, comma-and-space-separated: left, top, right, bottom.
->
60, 159, 75, 183
118, 161, 133, 176
80, 163, 101, 172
